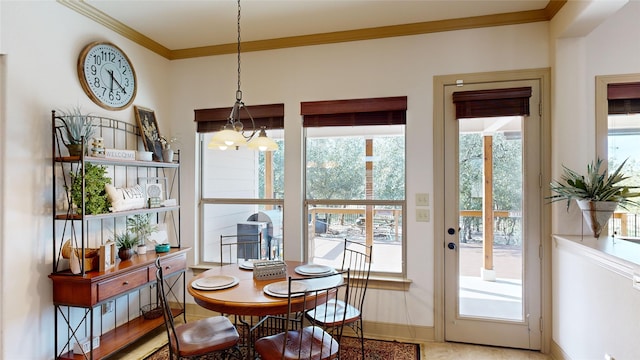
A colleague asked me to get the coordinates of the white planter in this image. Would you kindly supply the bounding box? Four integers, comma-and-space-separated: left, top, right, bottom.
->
576, 200, 618, 238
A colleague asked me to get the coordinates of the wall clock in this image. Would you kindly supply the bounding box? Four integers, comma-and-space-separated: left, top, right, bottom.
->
77, 41, 137, 111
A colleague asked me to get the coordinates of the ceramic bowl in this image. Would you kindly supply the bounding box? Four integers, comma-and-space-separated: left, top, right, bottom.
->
155, 244, 170, 253
136, 151, 153, 161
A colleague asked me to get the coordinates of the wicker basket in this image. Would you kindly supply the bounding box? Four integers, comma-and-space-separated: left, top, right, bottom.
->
140, 304, 163, 319
253, 260, 287, 280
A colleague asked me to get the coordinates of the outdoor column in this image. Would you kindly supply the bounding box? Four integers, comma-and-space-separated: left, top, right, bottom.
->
482, 135, 496, 281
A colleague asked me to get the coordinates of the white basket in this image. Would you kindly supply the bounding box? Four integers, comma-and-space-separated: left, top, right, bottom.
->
253, 260, 287, 280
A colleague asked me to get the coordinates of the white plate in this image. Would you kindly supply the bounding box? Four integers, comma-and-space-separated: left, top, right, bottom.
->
263, 281, 307, 298
192, 275, 239, 290
295, 264, 334, 276
238, 260, 255, 270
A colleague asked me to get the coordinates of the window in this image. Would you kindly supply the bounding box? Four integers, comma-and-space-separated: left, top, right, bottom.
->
302, 97, 406, 275
195, 105, 284, 264
597, 76, 640, 238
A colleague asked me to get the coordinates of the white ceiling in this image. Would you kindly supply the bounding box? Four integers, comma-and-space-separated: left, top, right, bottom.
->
85, 0, 552, 51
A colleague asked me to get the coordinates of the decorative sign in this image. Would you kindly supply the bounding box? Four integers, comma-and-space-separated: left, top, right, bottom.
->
99, 241, 116, 272
104, 148, 136, 160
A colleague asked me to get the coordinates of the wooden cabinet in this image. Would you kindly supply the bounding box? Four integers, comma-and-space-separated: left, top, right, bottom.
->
49, 111, 187, 359
49, 249, 189, 359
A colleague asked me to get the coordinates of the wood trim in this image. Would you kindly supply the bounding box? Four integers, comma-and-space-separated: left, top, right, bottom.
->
58, 0, 567, 60
57, 0, 172, 59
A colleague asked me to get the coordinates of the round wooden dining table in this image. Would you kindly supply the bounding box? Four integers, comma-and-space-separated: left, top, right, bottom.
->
188, 261, 342, 317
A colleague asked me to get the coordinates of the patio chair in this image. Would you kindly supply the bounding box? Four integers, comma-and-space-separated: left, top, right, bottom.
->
305, 238, 372, 360
254, 270, 350, 360
155, 257, 241, 359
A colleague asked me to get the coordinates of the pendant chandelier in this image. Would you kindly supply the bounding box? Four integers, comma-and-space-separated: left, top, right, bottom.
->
208, 0, 278, 152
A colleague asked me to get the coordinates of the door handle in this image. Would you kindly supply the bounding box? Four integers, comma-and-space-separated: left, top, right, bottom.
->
447, 227, 456, 235
447, 242, 456, 250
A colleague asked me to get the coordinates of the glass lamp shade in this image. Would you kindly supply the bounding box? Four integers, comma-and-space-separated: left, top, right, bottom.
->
207, 137, 229, 150
210, 128, 247, 148
247, 129, 278, 151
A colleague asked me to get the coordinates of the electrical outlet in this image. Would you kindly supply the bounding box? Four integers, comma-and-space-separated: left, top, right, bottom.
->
101, 301, 114, 315
416, 208, 430, 222
415, 193, 429, 206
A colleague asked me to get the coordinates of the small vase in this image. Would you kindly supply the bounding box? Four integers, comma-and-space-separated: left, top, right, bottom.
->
162, 148, 174, 163
118, 248, 134, 261
137, 244, 147, 255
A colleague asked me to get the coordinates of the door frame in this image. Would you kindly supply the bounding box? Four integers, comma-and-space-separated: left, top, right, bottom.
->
432, 68, 552, 352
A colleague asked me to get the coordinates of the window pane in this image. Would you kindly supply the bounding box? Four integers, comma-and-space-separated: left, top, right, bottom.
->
202, 203, 283, 263
608, 114, 640, 237
305, 125, 405, 201
308, 203, 403, 273
305, 124, 405, 275
201, 130, 284, 199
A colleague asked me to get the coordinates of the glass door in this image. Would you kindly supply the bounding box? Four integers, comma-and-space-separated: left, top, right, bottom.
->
443, 80, 542, 349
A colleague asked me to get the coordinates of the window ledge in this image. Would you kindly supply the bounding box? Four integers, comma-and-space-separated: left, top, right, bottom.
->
189, 265, 412, 291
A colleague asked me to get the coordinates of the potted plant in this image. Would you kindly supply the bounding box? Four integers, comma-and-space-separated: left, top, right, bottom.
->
68, 163, 111, 215
548, 158, 640, 238
115, 230, 138, 260
57, 107, 96, 156
127, 213, 158, 255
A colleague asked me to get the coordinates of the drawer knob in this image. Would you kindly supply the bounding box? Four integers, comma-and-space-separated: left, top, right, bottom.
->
122, 281, 129, 285
165, 266, 171, 270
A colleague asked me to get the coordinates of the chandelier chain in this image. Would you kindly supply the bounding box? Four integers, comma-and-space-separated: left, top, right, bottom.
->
236, 0, 242, 100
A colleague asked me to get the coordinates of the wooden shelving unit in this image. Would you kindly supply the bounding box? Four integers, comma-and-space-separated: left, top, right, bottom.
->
50, 111, 185, 359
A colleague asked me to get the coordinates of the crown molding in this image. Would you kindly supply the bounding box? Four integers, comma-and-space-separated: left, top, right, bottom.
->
59, 0, 566, 60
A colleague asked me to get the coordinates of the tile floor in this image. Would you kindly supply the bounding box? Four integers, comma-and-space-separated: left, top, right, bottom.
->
110, 317, 551, 360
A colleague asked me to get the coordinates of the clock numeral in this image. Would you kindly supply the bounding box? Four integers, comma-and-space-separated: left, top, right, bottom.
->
92, 54, 102, 66
90, 65, 97, 76
93, 77, 101, 88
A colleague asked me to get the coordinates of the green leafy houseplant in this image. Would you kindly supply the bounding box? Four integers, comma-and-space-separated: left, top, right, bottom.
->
548, 158, 640, 210
68, 163, 111, 215
115, 230, 138, 249
57, 106, 96, 146
114, 230, 137, 260
127, 213, 158, 246
548, 158, 640, 238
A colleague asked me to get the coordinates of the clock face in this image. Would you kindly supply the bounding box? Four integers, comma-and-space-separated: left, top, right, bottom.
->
77, 42, 137, 110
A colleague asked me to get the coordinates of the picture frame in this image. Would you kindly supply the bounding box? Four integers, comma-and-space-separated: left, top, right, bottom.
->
134, 105, 163, 161
138, 177, 169, 202
99, 241, 116, 272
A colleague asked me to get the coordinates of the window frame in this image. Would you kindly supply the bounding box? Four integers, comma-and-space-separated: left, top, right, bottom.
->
302, 96, 408, 277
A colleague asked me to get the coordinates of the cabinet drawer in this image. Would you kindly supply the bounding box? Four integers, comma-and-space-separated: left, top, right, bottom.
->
150, 254, 187, 280
97, 268, 148, 302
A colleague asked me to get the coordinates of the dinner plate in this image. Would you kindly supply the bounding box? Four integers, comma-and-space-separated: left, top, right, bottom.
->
263, 281, 307, 298
295, 264, 334, 276
192, 275, 239, 291
238, 260, 255, 270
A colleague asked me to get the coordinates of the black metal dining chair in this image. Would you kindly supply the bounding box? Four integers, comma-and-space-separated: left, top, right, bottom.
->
305, 238, 372, 360
254, 270, 350, 360
155, 257, 242, 359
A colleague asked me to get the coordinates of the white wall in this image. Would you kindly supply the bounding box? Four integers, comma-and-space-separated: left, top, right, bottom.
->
0, 1, 171, 358
169, 21, 550, 331
553, 237, 640, 359
551, 1, 640, 358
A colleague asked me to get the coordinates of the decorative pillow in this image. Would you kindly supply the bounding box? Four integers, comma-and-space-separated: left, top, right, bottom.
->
105, 184, 146, 212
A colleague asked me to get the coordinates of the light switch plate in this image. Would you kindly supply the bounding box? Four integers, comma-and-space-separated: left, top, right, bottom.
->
416, 208, 430, 222
416, 193, 429, 206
